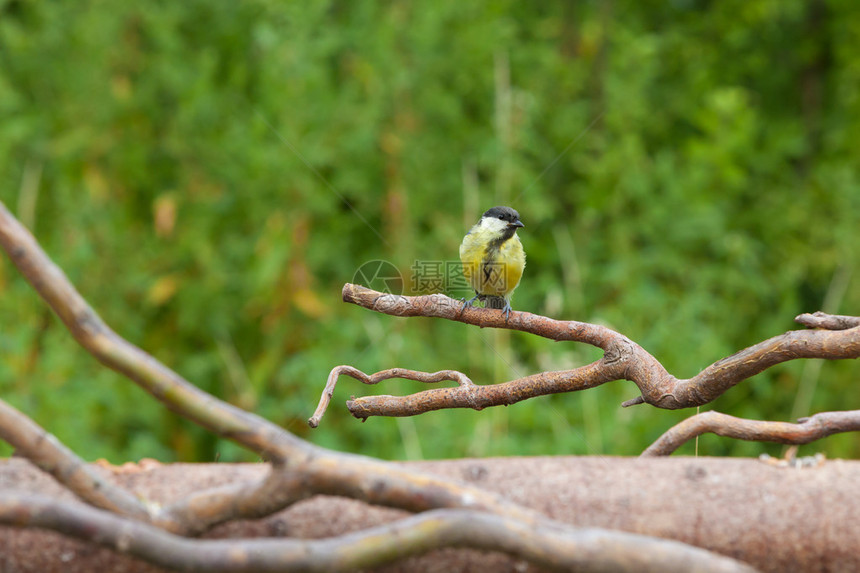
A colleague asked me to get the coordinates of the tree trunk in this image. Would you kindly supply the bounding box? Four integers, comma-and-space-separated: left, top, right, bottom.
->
0, 455, 855, 572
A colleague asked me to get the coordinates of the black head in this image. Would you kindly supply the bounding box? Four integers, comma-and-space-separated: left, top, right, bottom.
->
482, 206, 524, 227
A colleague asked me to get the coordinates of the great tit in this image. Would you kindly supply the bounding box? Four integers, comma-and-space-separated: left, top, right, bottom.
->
459, 206, 526, 319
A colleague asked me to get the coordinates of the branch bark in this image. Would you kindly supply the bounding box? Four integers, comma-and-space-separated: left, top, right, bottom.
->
6, 456, 860, 573
0, 493, 752, 573
309, 366, 475, 428
0, 201, 551, 535
796, 311, 860, 330
642, 409, 860, 456
0, 201, 754, 570
0, 398, 151, 520
336, 284, 859, 418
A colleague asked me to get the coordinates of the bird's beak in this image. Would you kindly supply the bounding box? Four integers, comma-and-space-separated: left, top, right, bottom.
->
510, 219, 524, 228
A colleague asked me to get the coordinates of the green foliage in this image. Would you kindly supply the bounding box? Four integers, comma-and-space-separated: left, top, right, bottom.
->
0, 0, 857, 462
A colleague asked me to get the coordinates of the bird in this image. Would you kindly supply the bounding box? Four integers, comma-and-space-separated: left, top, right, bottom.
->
459, 206, 526, 320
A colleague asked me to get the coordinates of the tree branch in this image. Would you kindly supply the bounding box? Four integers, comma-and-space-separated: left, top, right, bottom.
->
0, 493, 755, 573
795, 311, 860, 330
309, 366, 475, 427
7, 198, 706, 572
642, 410, 860, 456
339, 284, 859, 417
313, 362, 616, 424
0, 398, 151, 520
0, 199, 837, 571
0, 201, 557, 536
0, 202, 296, 461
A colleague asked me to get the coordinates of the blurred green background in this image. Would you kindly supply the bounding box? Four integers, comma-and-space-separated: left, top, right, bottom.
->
0, 1, 858, 463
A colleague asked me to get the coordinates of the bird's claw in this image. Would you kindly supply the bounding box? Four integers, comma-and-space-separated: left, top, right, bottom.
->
461, 295, 513, 321
501, 301, 513, 322
461, 294, 482, 310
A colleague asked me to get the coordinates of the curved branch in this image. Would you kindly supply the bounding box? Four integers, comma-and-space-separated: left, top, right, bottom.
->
0, 494, 756, 573
0, 389, 548, 539
309, 366, 475, 427
0, 202, 297, 461
157, 464, 309, 535
642, 410, 860, 456
0, 398, 151, 520
0, 197, 839, 571
0, 201, 554, 536
332, 362, 616, 422
0, 392, 302, 535
342, 285, 625, 347
342, 284, 860, 413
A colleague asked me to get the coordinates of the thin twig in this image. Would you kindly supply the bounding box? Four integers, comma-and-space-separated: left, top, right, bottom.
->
310, 366, 474, 427
340, 284, 859, 417
642, 410, 860, 456
0, 494, 756, 573
796, 311, 860, 331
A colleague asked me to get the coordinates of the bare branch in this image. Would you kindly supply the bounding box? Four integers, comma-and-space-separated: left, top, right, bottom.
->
338, 362, 615, 421
0, 387, 551, 543
0, 392, 303, 535
642, 410, 860, 456
0, 199, 836, 570
310, 366, 475, 427
0, 202, 297, 461
0, 201, 554, 535
796, 311, 860, 330
342, 285, 624, 347
157, 464, 309, 535
341, 284, 860, 414
0, 493, 756, 573
0, 398, 151, 520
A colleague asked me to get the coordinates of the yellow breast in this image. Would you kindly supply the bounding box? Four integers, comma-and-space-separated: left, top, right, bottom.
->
459, 227, 525, 299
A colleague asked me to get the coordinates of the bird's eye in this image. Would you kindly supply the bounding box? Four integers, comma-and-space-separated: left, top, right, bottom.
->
498, 215, 505, 220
